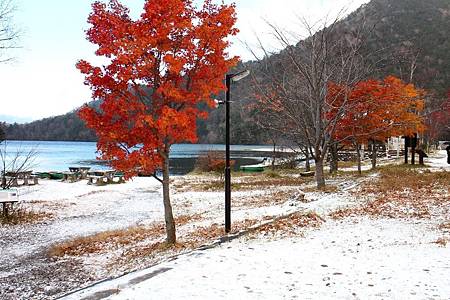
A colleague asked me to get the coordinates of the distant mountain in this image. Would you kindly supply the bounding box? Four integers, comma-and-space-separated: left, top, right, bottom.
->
0, 114, 32, 124
357, 0, 449, 94
0, 110, 97, 141
203, 0, 450, 143
2, 0, 449, 143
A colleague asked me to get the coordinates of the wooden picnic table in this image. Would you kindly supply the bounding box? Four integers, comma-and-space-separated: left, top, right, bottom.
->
63, 167, 92, 182
68, 167, 91, 178
5, 170, 32, 178
2, 170, 38, 187
87, 170, 124, 185
87, 170, 114, 185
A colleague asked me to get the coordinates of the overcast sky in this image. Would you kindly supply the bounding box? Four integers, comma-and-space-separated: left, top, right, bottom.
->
0, 0, 369, 122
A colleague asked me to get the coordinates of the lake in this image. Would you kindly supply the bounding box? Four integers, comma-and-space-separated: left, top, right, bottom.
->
1, 141, 283, 175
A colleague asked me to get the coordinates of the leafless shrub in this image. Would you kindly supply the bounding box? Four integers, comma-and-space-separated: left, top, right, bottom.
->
0, 141, 38, 189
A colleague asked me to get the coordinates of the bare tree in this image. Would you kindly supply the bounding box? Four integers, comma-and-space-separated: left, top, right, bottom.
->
1, 141, 38, 189
0, 0, 20, 63
390, 43, 421, 84
251, 12, 374, 187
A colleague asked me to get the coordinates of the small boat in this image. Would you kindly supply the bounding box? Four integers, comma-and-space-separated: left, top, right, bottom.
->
240, 160, 267, 172
240, 165, 265, 172
34, 172, 51, 179
240, 158, 271, 172
48, 172, 64, 180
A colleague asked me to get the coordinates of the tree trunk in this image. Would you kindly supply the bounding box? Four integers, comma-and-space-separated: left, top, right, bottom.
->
355, 141, 362, 175
386, 138, 389, 158
329, 142, 338, 174
360, 144, 365, 161
371, 141, 377, 169
305, 150, 311, 172
315, 156, 325, 188
271, 140, 276, 171
162, 155, 176, 244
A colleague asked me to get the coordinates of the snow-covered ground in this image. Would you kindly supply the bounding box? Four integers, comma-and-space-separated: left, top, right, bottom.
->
67, 218, 450, 300
63, 151, 450, 300
340, 150, 450, 172
2, 170, 357, 299
1, 150, 449, 299
427, 150, 450, 171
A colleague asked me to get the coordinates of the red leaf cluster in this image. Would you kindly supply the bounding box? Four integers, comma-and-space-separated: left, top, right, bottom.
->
327, 76, 426, 144
77, 0, 238, 176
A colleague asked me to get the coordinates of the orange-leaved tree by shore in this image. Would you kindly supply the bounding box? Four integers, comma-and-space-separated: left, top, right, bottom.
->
328, 76, 425, 173
77, 0, 238, 244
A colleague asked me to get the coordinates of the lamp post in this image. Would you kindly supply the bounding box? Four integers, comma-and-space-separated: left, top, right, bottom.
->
224, 70, 250, 233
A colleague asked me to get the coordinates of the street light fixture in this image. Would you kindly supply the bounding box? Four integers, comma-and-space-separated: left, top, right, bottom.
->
224, 70, 250, 233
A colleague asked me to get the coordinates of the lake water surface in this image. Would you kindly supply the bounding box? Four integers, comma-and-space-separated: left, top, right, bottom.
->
2, 141, 279, 174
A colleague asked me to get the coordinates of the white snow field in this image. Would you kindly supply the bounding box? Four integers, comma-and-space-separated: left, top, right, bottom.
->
66, 218, 450, 300
1, 150, 448, 299
62, 151, 450, 300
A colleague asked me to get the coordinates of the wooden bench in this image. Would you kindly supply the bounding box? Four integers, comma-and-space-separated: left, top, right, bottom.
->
111, 174, 125, 184
3, 176, 19, 187
300, 171, 315, 177
87, 175, 108, 186
87, 170, 125, 185
63, 171, 81, 183
2, 171, 38, 187
24, 175, 39, 185
69, 167, 91, 179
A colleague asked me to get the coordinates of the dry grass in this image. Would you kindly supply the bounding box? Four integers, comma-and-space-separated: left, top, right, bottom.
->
173, 169, 318, 194
234, 190, 293, 208
116, 218, 261, 265
439, 222, 450, 231
107, 211, 325, 271
434, 238, 448, 247
303, 185, 339, 193
330, 168, 450, 220
182, 219, 260, 246
263, 169, 282, 178
48, 224, 166, 257
363, 166, 448, 194
28, 200, 73, 210
182, 175, 309, 192
119, 212, 325, 266
0, 206, 53, 226
249, 212, 325, 237
338, 160, 359, 168
48, 214, 203, 257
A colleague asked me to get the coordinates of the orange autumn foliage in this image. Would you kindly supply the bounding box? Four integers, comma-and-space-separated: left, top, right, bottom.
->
328, 76, 426, 145
77, 0, 238, 177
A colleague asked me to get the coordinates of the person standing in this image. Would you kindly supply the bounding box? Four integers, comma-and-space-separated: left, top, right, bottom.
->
446, 144, 450, 164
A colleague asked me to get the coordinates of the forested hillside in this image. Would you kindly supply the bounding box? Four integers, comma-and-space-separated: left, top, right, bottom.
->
2, 0, 449, 143
0, 111, 96, 141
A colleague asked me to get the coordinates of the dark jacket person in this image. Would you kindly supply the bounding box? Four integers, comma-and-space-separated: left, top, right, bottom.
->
446, 144, 450, 164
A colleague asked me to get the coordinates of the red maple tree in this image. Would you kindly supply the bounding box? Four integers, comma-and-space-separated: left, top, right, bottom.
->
77, 0, 238, 243
328, 76, 425, 172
